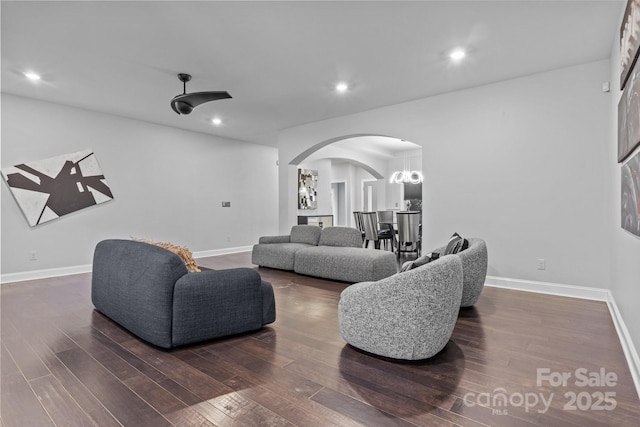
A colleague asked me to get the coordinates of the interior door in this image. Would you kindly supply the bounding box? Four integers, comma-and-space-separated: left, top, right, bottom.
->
331, 182, 346, 225
363, 180, 377, 212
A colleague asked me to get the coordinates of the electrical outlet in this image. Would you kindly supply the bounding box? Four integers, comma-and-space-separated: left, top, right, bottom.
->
226, 236, 231, 242
29, 251, 37, 261
537, 258, 546, 270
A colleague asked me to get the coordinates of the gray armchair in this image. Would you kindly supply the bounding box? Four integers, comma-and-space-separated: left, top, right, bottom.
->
433, 237, 488, 307
92, 239, 275, 348
338, 254, 463, 360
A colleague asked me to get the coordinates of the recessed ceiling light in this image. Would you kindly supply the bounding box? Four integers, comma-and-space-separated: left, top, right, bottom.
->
212, 117, 222, 126
335, 82, 349, 93
24, 71, 41, 81
449, 49, 466, 61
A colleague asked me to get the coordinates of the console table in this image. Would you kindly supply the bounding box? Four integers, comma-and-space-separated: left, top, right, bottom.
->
297, 215, 334, 228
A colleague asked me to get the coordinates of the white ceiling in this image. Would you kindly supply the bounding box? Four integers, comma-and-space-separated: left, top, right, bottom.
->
329, 135, 421, 158
1, 1, 623, 148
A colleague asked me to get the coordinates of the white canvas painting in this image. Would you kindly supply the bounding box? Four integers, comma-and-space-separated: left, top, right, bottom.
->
1, 149, 114, 226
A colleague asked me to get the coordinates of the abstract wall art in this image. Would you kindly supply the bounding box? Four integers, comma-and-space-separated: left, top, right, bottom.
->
620, 0, 640, 90
622, 149, 640, 237
1, 149, 114, 227
298, 168, 317, 210
618, 58, 640, 162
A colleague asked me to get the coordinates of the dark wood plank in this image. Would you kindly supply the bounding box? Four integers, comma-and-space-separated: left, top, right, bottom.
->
55, 347, 172, 427
0, 344, 55, 427
310, 387, 422, 427
29, 375, 99, 427
223, 375, 348, 427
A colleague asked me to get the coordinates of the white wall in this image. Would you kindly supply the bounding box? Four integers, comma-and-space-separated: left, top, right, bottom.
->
279, 60, 612, 290
1, 94, 279, 277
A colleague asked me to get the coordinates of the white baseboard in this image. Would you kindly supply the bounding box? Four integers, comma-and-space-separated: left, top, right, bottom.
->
193, 246, 252, 259
1, 264, 93, 284
0, 246, 253, 285
486, 275, 640, 399
606, 293, 640, 400
485, 275, 610, 301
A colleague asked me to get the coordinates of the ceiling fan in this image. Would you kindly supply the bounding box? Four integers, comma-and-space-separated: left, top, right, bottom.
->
170, 73, 231, 115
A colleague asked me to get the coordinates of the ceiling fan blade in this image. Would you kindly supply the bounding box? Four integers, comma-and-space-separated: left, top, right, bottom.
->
177, 91, 232, 108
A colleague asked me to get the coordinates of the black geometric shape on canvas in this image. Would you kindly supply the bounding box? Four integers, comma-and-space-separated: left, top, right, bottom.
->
6, 152, 113, 225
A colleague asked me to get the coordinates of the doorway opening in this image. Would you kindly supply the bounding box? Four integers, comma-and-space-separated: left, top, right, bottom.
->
331, 181, 346, 226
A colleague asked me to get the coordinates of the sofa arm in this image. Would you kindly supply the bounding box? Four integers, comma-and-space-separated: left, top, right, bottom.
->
171, 268, 272, 347
259, 235, 291, 244
91, 239, 188, 349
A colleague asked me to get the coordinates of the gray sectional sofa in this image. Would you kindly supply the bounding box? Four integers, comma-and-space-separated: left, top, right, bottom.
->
92, 239, 276, 348
339, 254, 463, 360
252, 225, 398, 282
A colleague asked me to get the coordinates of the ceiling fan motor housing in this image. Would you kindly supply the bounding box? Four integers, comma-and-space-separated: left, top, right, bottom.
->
173, 100, 193, 114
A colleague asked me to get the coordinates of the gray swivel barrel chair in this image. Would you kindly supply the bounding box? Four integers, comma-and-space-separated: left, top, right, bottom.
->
338, 254, 463, 360
434, 237, 488, 307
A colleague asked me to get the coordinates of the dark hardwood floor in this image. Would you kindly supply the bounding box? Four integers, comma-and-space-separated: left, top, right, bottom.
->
2, 251, 639, 426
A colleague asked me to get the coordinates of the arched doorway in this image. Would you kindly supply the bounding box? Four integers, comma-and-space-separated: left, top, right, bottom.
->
286, 134, 422, 230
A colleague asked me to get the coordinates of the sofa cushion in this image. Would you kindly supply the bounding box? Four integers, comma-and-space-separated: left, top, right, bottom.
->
252, 242, 312, 271
294, 246, 397, 282
290, 225, 322, 245
318, 226, 363, 248
444, 232, 469, 255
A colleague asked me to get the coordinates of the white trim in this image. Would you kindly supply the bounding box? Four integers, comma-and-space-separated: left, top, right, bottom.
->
1, 264, 93, 284
0, 247, 253, 285
606, 292, 640, 400
485, 275, 610, 301
192, 246, 253, 259
486, 275, 640, 399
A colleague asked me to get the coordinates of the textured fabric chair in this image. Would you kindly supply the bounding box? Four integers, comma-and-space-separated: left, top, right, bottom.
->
92, 239, 276, 348
432, 237, 488, 307
251, 225, 322, 270
338, 254, 463, 360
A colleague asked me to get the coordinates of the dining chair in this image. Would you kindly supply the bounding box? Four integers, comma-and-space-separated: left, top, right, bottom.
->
396, 211, 421, 258
377, 210, 394, 225
353, 211, 365, 243
361, 212, 393, 250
